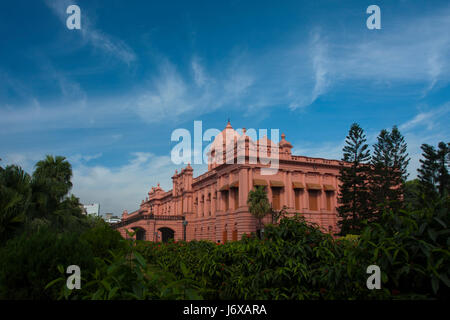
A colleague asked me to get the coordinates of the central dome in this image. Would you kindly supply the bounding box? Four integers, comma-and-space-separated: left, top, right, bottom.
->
208, 121, 241, 168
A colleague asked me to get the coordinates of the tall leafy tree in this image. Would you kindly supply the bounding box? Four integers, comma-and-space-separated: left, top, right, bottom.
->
247, 186, 271, 238
33, 155, 73, 200
417, 143, 438, 201
370, 129, 392, 210
404, 179, 421, 209
337, 123, 371, 235
436, 142, 450, 197
370, 126, 410, 213
31, 155, 74, 219
418, 142, 450, 202
0, 165, 32, 241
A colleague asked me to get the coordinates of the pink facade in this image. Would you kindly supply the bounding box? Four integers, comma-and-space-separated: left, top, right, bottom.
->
113, 122, 343, 242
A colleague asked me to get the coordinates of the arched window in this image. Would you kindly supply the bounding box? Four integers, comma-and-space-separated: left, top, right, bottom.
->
232, 229, 238, 241
222, 225, 228, 243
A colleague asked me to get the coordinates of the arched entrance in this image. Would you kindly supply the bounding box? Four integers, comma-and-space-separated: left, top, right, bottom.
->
132, 227, 146, 241
158, 227, 175, 243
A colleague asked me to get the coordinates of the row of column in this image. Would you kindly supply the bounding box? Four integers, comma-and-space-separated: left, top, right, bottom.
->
191, 169, 338, 217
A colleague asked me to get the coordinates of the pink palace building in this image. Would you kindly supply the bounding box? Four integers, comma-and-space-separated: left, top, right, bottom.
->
113, 121, 342, 242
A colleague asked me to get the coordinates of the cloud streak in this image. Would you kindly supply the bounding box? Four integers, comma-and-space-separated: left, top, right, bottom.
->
44, 0, 136, 64
399, 103, 450, 132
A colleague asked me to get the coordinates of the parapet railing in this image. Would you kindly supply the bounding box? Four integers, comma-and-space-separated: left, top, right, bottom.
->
192, 169, 217, 184
290, 155, 341, 166
111, 213, 185, 228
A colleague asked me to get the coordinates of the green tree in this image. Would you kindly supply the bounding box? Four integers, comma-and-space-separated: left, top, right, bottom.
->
417, 142, 450, 202
247, 186, 271, 238
337, 123, 371, 235
436, 142, 450, 197
30, 155, 74, 220
404, 179, 421, 209
417, 143, 439, 202
51, 194, 85, 232
0, 165, 32, 242
370, 126, 410, 214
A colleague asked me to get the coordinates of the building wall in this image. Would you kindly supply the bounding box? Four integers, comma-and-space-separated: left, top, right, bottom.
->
115, 123, 343, 242
116, 162, 341, 241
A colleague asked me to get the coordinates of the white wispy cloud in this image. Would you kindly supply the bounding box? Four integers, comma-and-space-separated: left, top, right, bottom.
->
310, 32, 329, 104
0, 152, 44, 173
44, 0, 136, 64
134, 58, 255, 123
191, 57, 209, 88
399, 103, 450, 131
69, 153, 103, 164
284, 7, 450, 107
3, 5, 449, 131
398, 103, 450, 178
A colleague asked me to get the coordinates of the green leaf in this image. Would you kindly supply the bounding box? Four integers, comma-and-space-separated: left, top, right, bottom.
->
437, 273, 450, 288
101, 279, 111, 291
92, 289, 104, 300
108, 287, 119, 300
381, 271, 388, 283
44, 277, 63, 290
427, 228, 437, 242
431, 277, 439, 294
133, 252, 147, 268
180, 262, 189, 278
433, 217, 447, 228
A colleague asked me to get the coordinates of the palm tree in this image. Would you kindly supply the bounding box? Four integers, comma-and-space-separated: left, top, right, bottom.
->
247, 186, 271, 238
0, 165, 32, 241
31, 155, 73, 219
33, 155, 73, 201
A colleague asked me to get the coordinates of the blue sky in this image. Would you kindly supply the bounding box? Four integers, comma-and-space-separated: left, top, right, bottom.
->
1, 0, 449, 215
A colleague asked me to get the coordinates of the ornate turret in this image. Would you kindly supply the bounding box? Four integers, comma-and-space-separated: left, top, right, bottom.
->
279, 133, 292, 149
208, 120, 241, 170
279, 133, 293, 159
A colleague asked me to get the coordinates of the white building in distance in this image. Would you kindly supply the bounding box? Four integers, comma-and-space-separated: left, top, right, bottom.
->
103, 212, 121, 224
83, 203, 100, 216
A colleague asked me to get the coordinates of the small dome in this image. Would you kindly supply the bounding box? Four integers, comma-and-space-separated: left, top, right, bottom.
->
279, 133, 293, 148
209, 121, 241, 155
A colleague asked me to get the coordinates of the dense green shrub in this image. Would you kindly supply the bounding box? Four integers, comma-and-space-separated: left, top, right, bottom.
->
19, 201, 450, 300
352, 198, 450, 299
48, 230, 203, 300
79, 221, 126, 259
0, 227, 95, 300
133, 216, 372, 299
133, 209, 448, 300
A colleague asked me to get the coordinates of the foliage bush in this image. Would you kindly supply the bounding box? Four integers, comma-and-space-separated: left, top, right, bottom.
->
2, 204, 448, 300
132, 207, 448, 300
47, 230, 202, 300
0, 227, 95, 300
79, 220, 126, 260
132, 216, 376, 300
352, 197, 450, 299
